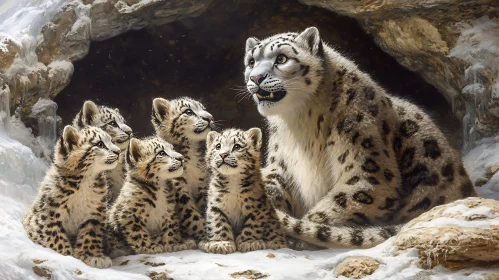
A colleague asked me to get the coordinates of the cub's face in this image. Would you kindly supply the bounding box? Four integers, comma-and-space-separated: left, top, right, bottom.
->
244, 27, 324, 116
55, 125, 121, 173
152, 97, 215, 142
73, 100, 132, 151
126, 137, 184, 181
206, 128, 262, 176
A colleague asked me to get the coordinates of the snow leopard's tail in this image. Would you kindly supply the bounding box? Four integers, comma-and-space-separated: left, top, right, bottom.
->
277, 210, 402, 249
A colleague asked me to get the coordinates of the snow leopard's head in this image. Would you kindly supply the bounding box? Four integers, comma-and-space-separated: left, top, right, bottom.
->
206, 128, 262, 176
73, 101, 132, 151
152, 97, 215, 142
244, 27, 325, 116
55, 125, 120, 173
126, 136, 184, 181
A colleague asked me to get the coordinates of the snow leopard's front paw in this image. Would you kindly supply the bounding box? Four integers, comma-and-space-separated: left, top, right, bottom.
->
265, 239, 288, 250
163, 240, 197, 252
200, 241, 237, 254
237, 240, 267, 253
287, 237, 325, 251
265, 185, 290, 212
135, 244, 164, 255
79, 255, 112, 268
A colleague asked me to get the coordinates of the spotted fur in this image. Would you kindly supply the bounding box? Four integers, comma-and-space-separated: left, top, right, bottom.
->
107, 136, 196, 258
23, 125, 120, 268
243, 27, 476, 249
73, 100, 132, 204
200, 128, 287, 254
151, 97, 213, 241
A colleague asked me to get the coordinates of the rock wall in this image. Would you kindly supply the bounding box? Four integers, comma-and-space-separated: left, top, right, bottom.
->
300, 0, 499, 149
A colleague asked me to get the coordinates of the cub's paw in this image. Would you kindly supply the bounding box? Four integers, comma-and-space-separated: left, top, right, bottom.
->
201, 241, 236, 254
287, 237, 325, 251
237, 240, 267, 253
80, 255, 112, 268
265, 240, 288, 250
135, 244, 164, 255
163, 240, 197, 252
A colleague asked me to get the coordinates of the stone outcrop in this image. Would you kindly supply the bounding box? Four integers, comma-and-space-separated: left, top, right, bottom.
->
333, 256, 380, 279
393, 197, 499, 270
300, 0, 499, 145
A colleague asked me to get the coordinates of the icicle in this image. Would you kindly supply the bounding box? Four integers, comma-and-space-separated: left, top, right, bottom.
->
0, 83, 11, 131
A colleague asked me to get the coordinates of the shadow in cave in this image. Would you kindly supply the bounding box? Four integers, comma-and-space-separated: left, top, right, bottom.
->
55, 0, 461, 147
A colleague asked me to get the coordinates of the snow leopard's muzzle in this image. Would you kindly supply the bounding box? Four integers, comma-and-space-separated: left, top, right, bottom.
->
247, 73, 287, 103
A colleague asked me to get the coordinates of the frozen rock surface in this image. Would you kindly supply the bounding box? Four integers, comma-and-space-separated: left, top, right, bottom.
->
393, 197, 499, 270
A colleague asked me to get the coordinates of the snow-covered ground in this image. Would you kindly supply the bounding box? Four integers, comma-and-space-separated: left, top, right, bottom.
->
0, 113, 498, 279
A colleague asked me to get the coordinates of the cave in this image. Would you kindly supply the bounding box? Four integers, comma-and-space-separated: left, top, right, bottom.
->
54, 0, 461, 147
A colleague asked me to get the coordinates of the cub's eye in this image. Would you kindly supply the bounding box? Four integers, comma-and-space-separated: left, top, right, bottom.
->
184, 109, 194, 116
96, 141, 105, 149
248, 58, 255, 68
276, 54, 288, 64
215, 143, 221, 150
158, 151, 167, 157
109, 121, 118, 127
233, 144, 242, 150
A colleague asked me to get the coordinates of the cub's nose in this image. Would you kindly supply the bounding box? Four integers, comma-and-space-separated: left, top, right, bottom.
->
220, 153, 228, 159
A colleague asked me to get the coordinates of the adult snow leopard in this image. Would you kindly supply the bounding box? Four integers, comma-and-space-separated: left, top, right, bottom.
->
243, 27, 476, 249
73, 100, 132, 204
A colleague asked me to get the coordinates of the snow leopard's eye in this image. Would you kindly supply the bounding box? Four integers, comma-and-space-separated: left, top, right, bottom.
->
276, 54, 288, 64
248, 58, 255, 68
109, 121, 118, 127
158, 151, 167, 157
216, 143, 221, 150
183, 109, 194, 116
96, 141, 106, 149
233, 144, 242, 151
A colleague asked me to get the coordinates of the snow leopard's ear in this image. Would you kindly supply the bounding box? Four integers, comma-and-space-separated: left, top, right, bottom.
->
295, 27, 322, 56
206, 131, 218, 148
152, 98, 170, 122
127, 138, 143, 164
245, 127, 262, 151
82, 100, 99, 125
62, 125, 80, 151
245, 37, 259, 53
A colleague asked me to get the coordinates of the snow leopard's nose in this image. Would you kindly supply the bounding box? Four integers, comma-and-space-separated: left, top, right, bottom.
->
220, 153, 229, 159
250, 74, 267, 85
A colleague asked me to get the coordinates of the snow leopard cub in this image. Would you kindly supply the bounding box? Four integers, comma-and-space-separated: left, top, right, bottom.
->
201, 128, 287, 254
73, 100, 132, 204
151, 97, 214, 242
107, 136, 196, 257
24, 125, 120, 268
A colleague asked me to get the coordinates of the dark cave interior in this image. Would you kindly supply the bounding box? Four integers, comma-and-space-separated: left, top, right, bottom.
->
54, 0, 461, 148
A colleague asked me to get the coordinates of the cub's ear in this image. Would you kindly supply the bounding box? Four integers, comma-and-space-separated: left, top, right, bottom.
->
62, 125, 80, 151
152, 98, 170, 122
206, 131, 218, 148
295, 27, 321, 55
82, 100, 99, 125
246, 127, 262, 150
245, 37, 260, 53
128, 138, 143, 163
